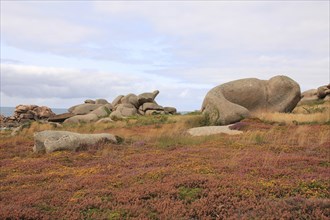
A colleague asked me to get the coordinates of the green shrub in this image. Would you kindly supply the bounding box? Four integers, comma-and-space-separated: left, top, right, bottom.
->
178, 186, 202, 203
185, 113, 211, 128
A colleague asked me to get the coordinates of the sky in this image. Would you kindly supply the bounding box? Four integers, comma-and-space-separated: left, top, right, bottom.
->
1, 1, 329, 111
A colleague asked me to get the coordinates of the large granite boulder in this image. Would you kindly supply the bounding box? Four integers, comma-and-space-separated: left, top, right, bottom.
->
202, 75, 301, 125
33, 130, 118, 153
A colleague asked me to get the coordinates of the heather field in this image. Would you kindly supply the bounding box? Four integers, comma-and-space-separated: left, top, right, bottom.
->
1, 102, 330, 219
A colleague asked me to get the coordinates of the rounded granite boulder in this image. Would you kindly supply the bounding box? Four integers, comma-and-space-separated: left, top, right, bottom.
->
201, 75, 301, 125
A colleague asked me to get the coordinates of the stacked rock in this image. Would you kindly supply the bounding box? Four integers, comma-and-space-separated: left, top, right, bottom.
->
110, 90, 176, 119
62, 90, 177, 123
299, 84, 330, 104
62, 99, 113, 124
12, 105, 55, 122
1, 105, 56, 129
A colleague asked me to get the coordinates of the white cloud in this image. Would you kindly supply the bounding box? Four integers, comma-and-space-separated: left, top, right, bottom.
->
94, 1, 329, 53
1, 1, 329, 110
1, 2, 98, 49
0, 63, 209, 110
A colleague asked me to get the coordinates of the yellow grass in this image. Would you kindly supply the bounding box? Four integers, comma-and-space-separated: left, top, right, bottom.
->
255, 110, 330, 124
254, 101, 330, 124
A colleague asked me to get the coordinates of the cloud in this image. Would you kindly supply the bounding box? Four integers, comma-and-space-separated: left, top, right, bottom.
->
0, 63, 209, 110
1, 2, 98, 49
1, 1, 329, 110
94, 1, 329, 53
1, 1, 174, 65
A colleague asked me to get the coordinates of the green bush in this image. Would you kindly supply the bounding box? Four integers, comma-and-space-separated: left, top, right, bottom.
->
178, 186, 202, 203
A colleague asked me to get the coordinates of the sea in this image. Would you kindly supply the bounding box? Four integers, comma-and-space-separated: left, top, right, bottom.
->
0, 107, 68, 117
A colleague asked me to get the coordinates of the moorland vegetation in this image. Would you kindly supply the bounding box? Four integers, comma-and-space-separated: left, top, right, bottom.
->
0, 100, 329, 219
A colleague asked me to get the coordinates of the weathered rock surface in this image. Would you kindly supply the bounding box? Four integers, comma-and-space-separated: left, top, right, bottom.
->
145, 110, 165, 115
107, 90, 175, 119
89, 106, 111, 118
187, 125, 243, 136
64, 114, 99, 124
84, 99, 96, 104
141, 102, 164, 111
71, 104, 103, 115
112, 95, 124, 107
64, 90, 176, 122
95, 99, 109, 105
110, 104, 137, 119
2, 105, 56, 127
164, 107, 177, 114
317, 85, 330, 99
121, 94, 139, 108
48, 113, 75, 123
34, 130, 118, 153
202, 75, 301, 125
299, 84, 330, 104
137, 90, 159, 105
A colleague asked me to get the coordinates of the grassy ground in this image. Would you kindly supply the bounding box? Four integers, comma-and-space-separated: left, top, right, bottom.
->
0, 102, 329, 219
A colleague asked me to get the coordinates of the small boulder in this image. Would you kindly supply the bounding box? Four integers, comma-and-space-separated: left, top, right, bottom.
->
145, 110, 165, 115
137, 90, 159, 105
109, 111, 123, 120
33, 130, 118, 153
187, 125, 243, 136
317, 85, 330, 99
34, 106, 56, 119
84, 99, 95, 104
141, 102, 164, 111
164, 107, 177, 114
95, 99, 109, 105
15, 105, 37, 113
19, 113, 35, 120
48, 113, 75, 123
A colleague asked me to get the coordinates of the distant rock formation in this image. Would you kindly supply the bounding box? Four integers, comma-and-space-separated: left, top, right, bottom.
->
64, 91, 177, 123
299, 84, 330, 104
201, 75, 301, 125
1, 105, 56, 127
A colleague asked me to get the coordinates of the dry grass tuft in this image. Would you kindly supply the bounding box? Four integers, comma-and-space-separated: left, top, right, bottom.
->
253, 101, 330, 125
